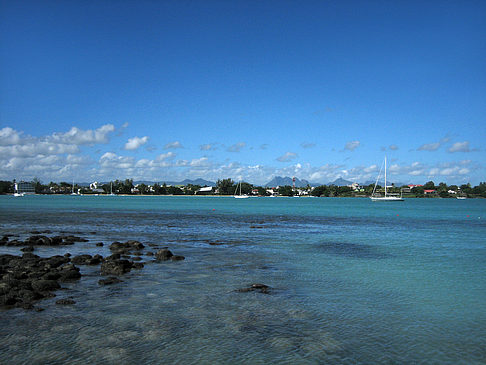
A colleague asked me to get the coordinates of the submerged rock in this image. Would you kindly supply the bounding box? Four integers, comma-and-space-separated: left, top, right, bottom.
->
100, 259, 133, 276
98, 277, 123, 286
71, 254, 103, 265
236, 283, 271, 294
155, 248, 173, 261
56, 298, 76, 305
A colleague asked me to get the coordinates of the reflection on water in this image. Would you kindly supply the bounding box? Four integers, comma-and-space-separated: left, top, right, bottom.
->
1, 196, 485, 364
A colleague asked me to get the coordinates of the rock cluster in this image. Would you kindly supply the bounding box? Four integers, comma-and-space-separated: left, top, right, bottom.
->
155, 248, 185, 261
0, 253, 81, 310
0, 234, 186, 310
0, 234, 88, 247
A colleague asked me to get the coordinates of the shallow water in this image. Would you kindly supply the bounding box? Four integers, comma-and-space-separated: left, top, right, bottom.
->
1, 196, 485, 364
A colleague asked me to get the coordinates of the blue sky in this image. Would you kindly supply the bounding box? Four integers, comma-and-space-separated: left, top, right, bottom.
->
1, 0, 485, 185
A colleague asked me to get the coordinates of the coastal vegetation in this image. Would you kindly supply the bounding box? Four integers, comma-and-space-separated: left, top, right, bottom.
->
1, 179, 486, 198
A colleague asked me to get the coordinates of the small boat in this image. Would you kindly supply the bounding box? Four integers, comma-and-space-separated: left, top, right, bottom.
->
109, 182, 117, 196
13, 182, 25, 197
370, 157, 404, 202
234, 181, 249, 199
71, 180, 78, 195
456, 196, 467, 200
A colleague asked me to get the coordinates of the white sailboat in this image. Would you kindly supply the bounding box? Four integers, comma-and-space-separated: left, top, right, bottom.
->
71, 180, 78, 195
234, 181, 249, 199
109, 182, 116, 196
370, 157, 404, 202
13, 182, 25, 197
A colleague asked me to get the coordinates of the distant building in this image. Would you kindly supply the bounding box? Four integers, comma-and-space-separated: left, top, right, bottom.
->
196, 186, 213, 195
15, 181, 35, 194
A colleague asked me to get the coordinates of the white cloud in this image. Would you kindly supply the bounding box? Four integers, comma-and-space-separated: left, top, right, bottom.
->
418, 142, 440, 151
155, 152, 175, 161
448, 141, 470, 153
277, 152, 298, 162
0, 127, 22, 146
344, 141, 360, 151
190, 157, 210, 167
227, 142, 246, 152
389, 144, 398, 150
51, 124, 115, 145
200, 143, 217, 151
164, 141, 183, 149
124, 136, 149, 150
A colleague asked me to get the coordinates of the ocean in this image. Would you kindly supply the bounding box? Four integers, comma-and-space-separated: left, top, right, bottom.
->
1, 195, 485, 364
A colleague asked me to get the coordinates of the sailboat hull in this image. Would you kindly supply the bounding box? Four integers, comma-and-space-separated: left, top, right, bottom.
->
370, 196, 403, 201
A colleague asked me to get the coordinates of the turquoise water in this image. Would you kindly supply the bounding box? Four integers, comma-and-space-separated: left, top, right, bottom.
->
1, 196, 485, 364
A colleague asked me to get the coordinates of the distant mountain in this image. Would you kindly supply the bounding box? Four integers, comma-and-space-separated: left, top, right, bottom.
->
363, 180, 406, 187
328, 177, 353, 186
265, 176, 319, 187
132, 178, 215, 187
178, 178, 215, 187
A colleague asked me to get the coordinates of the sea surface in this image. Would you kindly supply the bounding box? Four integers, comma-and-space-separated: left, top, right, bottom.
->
1, 195, 485, 364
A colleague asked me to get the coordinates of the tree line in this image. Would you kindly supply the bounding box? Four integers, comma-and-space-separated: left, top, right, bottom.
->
1, 179, 485, 198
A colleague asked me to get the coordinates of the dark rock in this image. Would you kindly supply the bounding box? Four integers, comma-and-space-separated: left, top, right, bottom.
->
171, 255, 185, 261
132, 262, 144, 269
96, 242, 104, 247
236, 283, 271, 294
58, 264, 82, 281
31, 279, 61, 292
155, 248, 173, 261
0, 253, 82, 310
100, 259, 133, 276
146, 252, 154, 256
109, 240, 145, 254
21, 252, 40, 260
21, 246, 35, 252
71, 254, 100, 265
26, 235, 52, 246
56, 298, 75, 305
46, 255, 70, 268
106, 253, 121, 261
98, 277, 123, 285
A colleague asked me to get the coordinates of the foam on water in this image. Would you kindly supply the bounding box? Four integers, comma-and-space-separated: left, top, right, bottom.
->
1, 196, 485, 363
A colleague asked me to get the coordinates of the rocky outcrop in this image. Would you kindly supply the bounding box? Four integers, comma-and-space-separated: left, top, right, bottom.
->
109, 240, 145, 255
0, 253, 82, 310
71, 254, 103, 265
0, 234, 88, 247
236, 283, 271, 294
98, 277, 123, 286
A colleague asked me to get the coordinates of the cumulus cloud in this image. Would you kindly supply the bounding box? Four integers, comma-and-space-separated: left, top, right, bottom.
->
448, 141, 470, 153
0, 124, 115, 159
164, 141, 183, 149
344, 141, 360, 151
51, 124, 115, 145
124, 136, 149, 150
227, 142, 246, 152
200, 143, 218, 151
389, 144, 398, 150
277, 152, 298, 162
417, 137, 450, 152
0, 127, 22, 146
418, 142, 440, 151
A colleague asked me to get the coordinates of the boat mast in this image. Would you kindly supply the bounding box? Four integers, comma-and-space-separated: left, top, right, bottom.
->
384, 156, 387, 197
